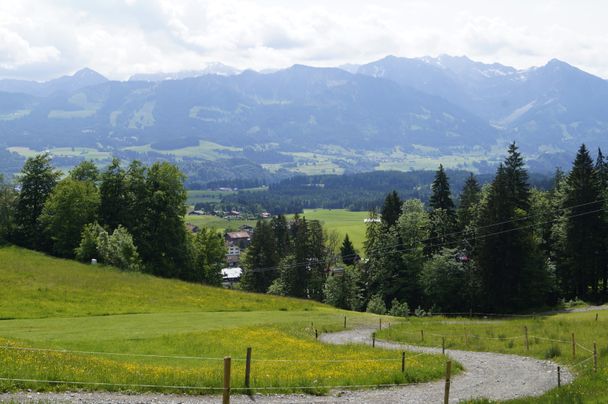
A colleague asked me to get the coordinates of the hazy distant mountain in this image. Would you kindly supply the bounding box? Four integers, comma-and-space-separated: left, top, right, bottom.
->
0, 68, 108, 97
129, 63, 241, 81
357, 55, 608, 152
1, 55, 608, 163
0, 64, 494, 152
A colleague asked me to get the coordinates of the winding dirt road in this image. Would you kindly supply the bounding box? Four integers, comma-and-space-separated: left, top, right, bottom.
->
0, 327, 573, 403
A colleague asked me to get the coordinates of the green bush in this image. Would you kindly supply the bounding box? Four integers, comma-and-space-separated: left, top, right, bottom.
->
75, 222, 104, 262
366, 294, 387, 315
388, 299, 409, 317
97, 226, 142, 272
76, 224, 142, 272
544, 345, 561, 359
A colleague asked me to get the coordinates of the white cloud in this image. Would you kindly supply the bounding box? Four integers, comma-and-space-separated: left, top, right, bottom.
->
0, 0, 607, 80
0, 27, 60, 71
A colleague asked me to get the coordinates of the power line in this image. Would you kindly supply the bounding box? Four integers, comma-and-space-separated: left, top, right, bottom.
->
245, 199, 608, 274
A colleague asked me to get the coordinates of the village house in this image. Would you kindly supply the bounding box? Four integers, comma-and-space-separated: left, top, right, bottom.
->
225, 231, 251, 249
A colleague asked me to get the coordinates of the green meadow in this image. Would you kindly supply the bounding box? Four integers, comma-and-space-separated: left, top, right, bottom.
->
0, 246, 450, 395
185, 209, 368, 252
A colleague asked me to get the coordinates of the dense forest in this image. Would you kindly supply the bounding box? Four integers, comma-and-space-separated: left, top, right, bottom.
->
239, 143, 608, 313
198, 170, 554, 214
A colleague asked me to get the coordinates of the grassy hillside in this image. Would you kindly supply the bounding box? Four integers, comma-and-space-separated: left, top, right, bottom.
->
0, 246, 451, 395
0, 246, 320, 319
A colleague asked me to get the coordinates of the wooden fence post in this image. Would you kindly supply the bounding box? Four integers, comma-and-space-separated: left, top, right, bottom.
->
524, 326, 529, 351
596, 313, 599, 321
442, 337, 446, 355
372, 332, 376, 348
344, 316, 347, 329
571, 333, 576, 359
245, 347, 252, 394
557, 366, 561, 388
401, 351, 405, 373
315, 329, 318, 340
223, 356, 231, 404
594, 342, 598, 372
379, 318, 382, 330
421, 329, 424, 342
444, 360, 452, 404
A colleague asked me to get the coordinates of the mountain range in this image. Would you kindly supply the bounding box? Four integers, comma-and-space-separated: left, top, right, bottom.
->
1, 55, 607, 176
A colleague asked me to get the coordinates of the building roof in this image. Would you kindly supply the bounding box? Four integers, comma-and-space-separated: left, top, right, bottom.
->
221, 267, 243, 279
225, 231, 250, 239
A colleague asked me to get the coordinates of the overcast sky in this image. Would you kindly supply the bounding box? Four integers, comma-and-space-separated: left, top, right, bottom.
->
1, 0, 607, 81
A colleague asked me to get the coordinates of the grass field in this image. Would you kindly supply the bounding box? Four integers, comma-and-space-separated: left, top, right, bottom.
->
123, 141, 240, 160
377, 311, 608, 403
288, 209, 369, 252
186, 189, 237, 205
185, 209, 369, 252
0, 246, 451, 395
7, 146, 112, 161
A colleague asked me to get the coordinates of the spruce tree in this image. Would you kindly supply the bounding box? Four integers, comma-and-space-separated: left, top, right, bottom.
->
381, 190, 401, 227
595, 148, 608, 189
457, 173, 481, 230
562, 144, 605, 298
271, 214, 290, 257
307, 220, 327, 300
241, 221, 279, 293
429, 165, 455, 214
503, 142, 530, 211
427, 165, 456, 255
340, 234, 357, 265
476, 146, 549, 312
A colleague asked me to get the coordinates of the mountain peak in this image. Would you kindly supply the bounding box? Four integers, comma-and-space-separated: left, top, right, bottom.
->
72, 67, 108, 81
545, 58, 570, 68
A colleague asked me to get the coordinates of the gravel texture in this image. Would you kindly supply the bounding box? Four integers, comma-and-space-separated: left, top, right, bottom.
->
0, 327, 573, 404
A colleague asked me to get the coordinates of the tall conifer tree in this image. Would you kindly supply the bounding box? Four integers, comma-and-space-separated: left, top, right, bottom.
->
340, 234, 357, 265
476, 145, 548, 311
381, 191, 401, 227
427, 165, 456, 255
562, 144, 605, 297
457, 173, 481, 230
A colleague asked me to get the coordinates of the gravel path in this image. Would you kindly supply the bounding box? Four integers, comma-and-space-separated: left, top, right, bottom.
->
0, 327, 573, 404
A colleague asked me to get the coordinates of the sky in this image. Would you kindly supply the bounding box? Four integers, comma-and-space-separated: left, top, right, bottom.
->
1, 0, 607, 81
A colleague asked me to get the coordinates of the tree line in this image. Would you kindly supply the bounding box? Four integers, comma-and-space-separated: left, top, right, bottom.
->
0, 155, 225, 284
239, 143, 608, 314
203, 169, 553, 215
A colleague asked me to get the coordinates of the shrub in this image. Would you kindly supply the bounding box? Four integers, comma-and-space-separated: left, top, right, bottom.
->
544, 345, 561, 359
75, 223, 104, 262
76, 224, 142, 271
388, 299, 409, 317
366, 294, 387, 315
323, 268, 357, 310
267, 278, 286, 296
414, 306, 427, 317
97, 226, 142, 272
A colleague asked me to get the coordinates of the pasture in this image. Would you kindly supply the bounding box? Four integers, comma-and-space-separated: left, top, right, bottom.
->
185, 209, 369, 252
0, 247, 449, 395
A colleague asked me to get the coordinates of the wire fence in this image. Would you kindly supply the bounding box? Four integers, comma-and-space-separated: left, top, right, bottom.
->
0, 315, 602, 399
